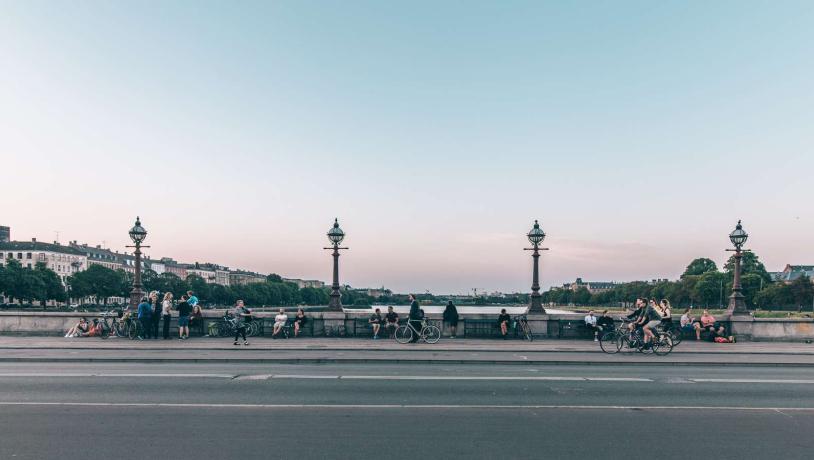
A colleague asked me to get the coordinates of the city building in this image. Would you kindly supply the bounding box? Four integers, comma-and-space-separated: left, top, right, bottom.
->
775, 265, 814, 284
187, 262, 217, 284
283, 278, 326, 289
70, 242, 122, 271
161, 258, 188, 279
0, 239, 87, 284
229, 270, 267, 286
563, 278, 618, 294
0, 226, 9, 243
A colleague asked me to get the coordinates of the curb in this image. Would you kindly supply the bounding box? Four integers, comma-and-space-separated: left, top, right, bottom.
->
0, 357, 812, 367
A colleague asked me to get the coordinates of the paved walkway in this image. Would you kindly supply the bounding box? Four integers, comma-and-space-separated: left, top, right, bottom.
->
1, 336, 813, 366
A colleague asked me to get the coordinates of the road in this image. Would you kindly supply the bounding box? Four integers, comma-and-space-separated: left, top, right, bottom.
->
1, 362, 814, 459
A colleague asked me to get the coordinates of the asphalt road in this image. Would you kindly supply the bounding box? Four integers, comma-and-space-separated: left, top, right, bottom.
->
1, 362, 814, 459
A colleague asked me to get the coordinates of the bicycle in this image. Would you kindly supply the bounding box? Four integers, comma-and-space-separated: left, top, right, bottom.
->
513, 315, 533, 341
394, 318, 441, 344
97, 311, 119, 339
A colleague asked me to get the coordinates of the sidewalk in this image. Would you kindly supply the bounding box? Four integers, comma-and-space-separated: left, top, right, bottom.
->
1, 336, 813, 366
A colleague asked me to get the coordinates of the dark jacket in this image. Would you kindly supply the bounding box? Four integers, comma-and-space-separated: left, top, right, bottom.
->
409, 300, 421, 321
443, 304, 459, 323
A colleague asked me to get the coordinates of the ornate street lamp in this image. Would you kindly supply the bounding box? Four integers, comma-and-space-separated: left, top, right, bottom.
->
126, 216, 149, 310
726, 220, 749, 315
324, 218, 348, 311
524, 220, 549, 313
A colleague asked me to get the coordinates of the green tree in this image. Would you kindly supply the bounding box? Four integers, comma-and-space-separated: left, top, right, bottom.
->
571, 287, 591, 305
724, 251, 771, 283
68, 265, 126, 305
34, 262, 66, 305
754, 282, 794, 310
692, 271, 726, 307
789, 275, 814, 309
682, 258, 717, 278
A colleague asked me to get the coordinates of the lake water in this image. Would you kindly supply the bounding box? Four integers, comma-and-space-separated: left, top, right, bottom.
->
342, 305, 573, 315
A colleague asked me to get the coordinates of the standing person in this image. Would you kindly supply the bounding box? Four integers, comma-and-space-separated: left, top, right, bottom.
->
137, 297, 152, 340
497, 308, 511, 339
293, 308, 308, 337
232, 300, 250, 346
150, 291, 161, 340
408, 294, 421, 343
385, 306, 399, 338
161, 292, 173, 340
369, 308, 382, 339
442, 301, 459, 338
177, 295, 192, 340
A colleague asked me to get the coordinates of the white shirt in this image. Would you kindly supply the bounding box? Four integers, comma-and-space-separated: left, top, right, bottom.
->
274, 313, 288, 324
680, 313, 692, 327
161, 300, 172, 316
584, 314, 596, 326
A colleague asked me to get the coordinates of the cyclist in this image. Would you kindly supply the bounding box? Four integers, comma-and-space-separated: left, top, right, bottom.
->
626, 298, 646, 335
640, 299, 662, 348
659, 299, 673, 333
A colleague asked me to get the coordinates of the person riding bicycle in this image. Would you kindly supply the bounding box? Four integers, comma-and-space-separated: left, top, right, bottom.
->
639, 299, 662, 349
626, 298, 646, 335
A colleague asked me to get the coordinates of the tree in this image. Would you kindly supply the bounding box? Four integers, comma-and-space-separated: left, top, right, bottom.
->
754, 283, 794, 310
724, 251, 771, 283
266, 273, 283, 283
789, 275, 814, 309
34, 262, 66, 305
68, 265, 126, 305
692, 271, 726, 307
571, 287, 591, 305
0, 259, 42, 303
682, 258, 717, 278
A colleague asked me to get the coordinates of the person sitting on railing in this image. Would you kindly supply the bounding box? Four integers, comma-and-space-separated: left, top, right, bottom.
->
497, 309, 511, 339
584, 310, 599, 341
369, 308, 382, 339
597, 310, 615, 336
293, 308, 307, 337
694, 310, 724, 341
272, 308, 288, 338
385, 306, 399, 338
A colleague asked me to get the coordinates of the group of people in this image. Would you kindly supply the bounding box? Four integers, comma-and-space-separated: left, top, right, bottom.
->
584, 298, 735, 345
368, 297, 462, 340
137, 290, 203, 340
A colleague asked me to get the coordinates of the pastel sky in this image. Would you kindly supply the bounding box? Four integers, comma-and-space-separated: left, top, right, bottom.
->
1, 1, 812, 294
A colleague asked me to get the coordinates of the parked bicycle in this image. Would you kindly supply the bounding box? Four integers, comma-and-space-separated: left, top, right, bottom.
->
513, 315, 533, 341
394, 318, 441, 344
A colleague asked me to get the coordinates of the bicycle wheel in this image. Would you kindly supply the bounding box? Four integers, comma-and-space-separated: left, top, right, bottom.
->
128, 322, 139, 340
394, 325, 413, 344
653, 334, 674, 356
422, 325, 441, 344
668, 328, 682, 346
599, 331, 620, 354
521, 322, 533, 341
216, 322, 230, 338
114, 321, 127, 338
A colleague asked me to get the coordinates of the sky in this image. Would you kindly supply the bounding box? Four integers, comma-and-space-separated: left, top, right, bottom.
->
1, 1, 813, 294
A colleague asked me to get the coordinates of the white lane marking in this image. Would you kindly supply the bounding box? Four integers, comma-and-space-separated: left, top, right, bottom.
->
585, 378, 652, 382
270, 375, 340, 379
0, 402, 813, 411
338, 375, 588, 381
691, 379, 814, 384
0, 373, 234, 378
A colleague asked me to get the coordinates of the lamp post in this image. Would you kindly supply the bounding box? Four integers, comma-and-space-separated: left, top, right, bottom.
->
126, 217, 149, 310
726, 220, 749, 315
324, 218, 348, 311
524, 220, 549, 313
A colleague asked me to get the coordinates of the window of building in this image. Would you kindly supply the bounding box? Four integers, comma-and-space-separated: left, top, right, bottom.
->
26, 263, 31, 269
26, 252, 32, 259
17, 253, 23, 259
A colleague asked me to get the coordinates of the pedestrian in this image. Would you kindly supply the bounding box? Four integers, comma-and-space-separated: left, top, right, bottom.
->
442, 300, 459, 338
150, 291, 161, 340
232, 300, 250, 346
369, 308, 382, 339
408, 294, 421, 343
161, 292, 173, 340
177, 295, 191, 340
137, 297, 152, 340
